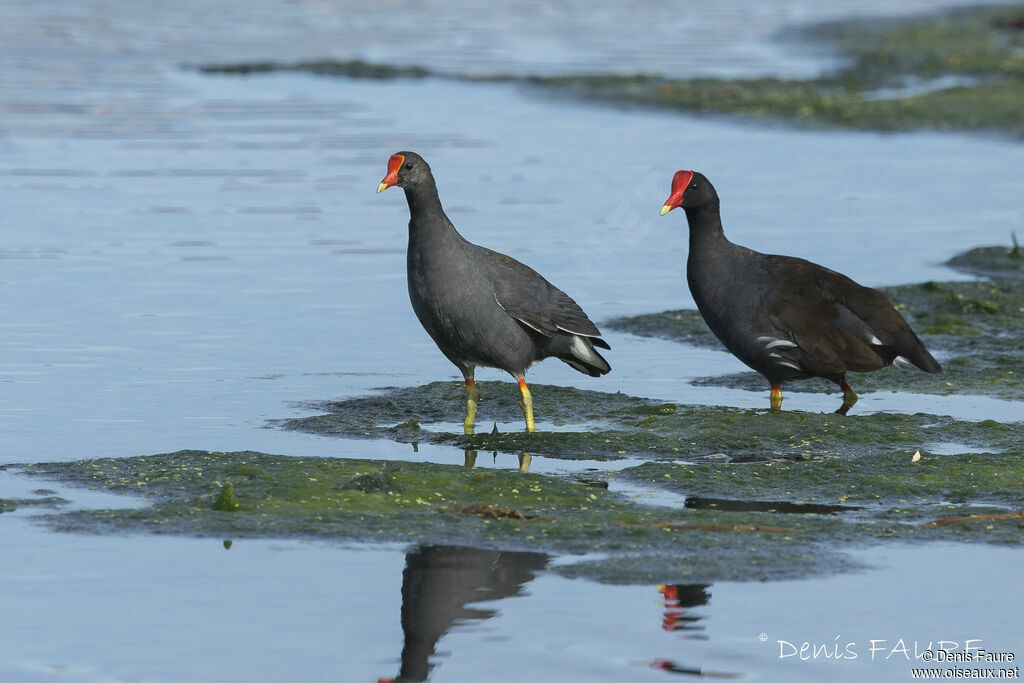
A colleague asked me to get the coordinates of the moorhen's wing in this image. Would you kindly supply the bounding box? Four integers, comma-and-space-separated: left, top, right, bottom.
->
763, 257, 889, 375
484, 249, 607, 345
821, 273, 942, 373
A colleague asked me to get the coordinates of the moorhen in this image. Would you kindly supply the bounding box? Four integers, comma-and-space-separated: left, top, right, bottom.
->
377, 152, 610, 432
660, 169, 940, 414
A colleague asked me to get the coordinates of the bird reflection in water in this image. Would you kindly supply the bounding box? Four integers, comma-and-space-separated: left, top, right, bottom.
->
650, 659, 743, 679
649, 584, 743, 679
378, 544, 548, 683
462, 449, 531, 472
659, 583, 711, 637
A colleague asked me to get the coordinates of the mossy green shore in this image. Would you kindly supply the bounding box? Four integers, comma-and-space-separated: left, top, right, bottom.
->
282, 382, 1024, 462
6, 246, 1022, 583
199, 5, 1024, 138
10, 444, 1024, 585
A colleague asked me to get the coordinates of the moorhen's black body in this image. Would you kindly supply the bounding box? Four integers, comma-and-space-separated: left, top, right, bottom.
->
377, 152, 610, 432
660, 170, 941, 414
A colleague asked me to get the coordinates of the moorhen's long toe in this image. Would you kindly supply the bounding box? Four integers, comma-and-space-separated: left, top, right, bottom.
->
660, 170, 940, 414
378, 152, 610, 433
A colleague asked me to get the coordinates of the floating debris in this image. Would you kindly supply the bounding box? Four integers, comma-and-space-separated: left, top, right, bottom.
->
615, 521, 805, 534
441, 503, 546, 521
922, 510, 1024, 528
342, 463, 402, 493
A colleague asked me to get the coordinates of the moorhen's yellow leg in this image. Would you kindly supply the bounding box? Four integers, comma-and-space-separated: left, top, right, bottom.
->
518, 452, 532, 472
464, 449, 477, 467
463, 376, 479, 434
516, 376, 535, 433
836, 381, 858, 416
769, 384, 783, 411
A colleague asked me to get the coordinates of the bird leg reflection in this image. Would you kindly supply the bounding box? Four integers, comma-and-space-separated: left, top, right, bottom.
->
517, 452, 531, 472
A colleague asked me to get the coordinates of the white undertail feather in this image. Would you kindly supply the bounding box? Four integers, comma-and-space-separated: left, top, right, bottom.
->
569, 335, 610, 373
893, 355, 915, 369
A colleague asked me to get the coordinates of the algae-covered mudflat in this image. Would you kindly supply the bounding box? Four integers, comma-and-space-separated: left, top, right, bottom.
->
519, 5, 1024, 137
201, 4, 1024, 138
9, 428, 1024, 585
10, 242, 1022, 587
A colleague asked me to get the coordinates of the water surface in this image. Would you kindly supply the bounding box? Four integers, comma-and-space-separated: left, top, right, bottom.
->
1, 1, 1022, 681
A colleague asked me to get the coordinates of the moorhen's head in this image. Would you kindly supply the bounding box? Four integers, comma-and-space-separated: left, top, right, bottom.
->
659, 170, 717, 216
377, 151, 432, 193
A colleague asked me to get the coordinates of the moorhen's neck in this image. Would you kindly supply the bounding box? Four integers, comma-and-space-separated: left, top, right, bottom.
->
403, 176, 447, 221
403, 175, 464, 249
683, 202, 727, 249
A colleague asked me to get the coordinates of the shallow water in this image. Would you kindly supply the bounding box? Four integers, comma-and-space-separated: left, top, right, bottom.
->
3, 71, 1024, 461
2, 510, 1021, 683
1, 1, 1022, 681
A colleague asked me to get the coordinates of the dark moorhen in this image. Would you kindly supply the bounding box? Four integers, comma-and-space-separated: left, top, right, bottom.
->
377, 152, 610, 433
660, 170, 941, 414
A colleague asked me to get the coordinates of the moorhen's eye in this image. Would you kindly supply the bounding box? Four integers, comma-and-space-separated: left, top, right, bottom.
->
405, 163, 413, 170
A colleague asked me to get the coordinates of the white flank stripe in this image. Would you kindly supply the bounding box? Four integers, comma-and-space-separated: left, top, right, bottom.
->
765, 339, 798, 350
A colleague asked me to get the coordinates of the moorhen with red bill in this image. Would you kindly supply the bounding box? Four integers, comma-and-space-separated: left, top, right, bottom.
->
378, 152, 610, 433
660, 170, 940, 414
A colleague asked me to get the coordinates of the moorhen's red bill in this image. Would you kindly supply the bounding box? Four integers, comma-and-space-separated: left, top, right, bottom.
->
660, 170, 941, 414
378, 152, 610, 433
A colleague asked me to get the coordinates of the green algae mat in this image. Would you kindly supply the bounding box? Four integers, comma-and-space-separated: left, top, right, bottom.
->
6, 243, 1021, 584
278, 382, 1024, 462
200, 5, 1024, 139
8, 443, 1023, 585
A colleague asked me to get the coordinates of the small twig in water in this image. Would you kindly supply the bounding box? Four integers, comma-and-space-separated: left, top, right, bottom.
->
615, 521, 805, 533
921, 509, 1024, 528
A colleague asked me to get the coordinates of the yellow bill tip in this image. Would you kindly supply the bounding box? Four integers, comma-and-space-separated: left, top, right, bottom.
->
376, 181, 390, 194
659, 204, 673, 216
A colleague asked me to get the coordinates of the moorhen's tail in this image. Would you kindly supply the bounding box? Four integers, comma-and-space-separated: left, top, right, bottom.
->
557, 334, 611, 377
894, 332, 942, 373
831, 280, 942, 374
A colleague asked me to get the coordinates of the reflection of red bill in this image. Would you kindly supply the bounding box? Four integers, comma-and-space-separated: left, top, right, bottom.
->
377, 154, 405, 193
658, 584, 679, 602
